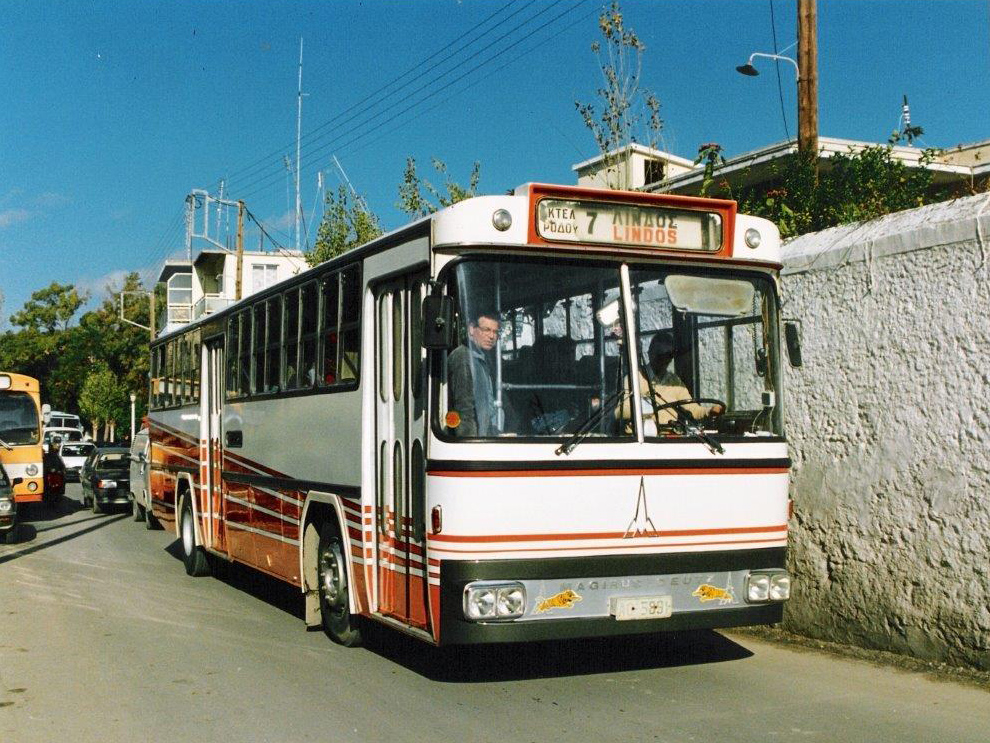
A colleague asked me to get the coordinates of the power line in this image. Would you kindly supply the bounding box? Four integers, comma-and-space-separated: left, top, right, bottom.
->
214, 1, 525, 195
769, 0, 790, 140
238, 0, 582, 203
230, 1, 566, 199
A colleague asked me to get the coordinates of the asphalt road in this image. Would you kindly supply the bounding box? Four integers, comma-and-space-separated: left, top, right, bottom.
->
1, 484, 987, 743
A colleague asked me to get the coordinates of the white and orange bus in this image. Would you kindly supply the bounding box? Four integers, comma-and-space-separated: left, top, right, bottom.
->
147, 183, 797, 646
0, 372, 45, 503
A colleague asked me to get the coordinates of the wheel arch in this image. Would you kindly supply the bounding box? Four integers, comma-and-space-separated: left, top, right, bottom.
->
300, 491, 358, 626
173, 472, 200, 542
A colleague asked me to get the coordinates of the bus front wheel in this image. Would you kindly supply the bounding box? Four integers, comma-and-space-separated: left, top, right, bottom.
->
317, 522, 362, 647
180, 499, 210, 577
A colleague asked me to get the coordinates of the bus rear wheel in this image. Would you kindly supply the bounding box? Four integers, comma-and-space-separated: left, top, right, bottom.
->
317, 522, 362, 647
180, 499, 210, 577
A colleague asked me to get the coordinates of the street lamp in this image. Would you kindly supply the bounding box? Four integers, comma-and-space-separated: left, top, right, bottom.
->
735, 52, 799, 81
130, 393, 137, 442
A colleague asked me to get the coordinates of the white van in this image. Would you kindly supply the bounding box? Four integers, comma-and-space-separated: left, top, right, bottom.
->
129, 426, 154, 525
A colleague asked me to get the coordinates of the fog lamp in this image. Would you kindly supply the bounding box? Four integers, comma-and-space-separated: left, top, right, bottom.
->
770, 573, 791, 601
464, 581, 526, 621
492, 209, 513, 231
744, 228, 762, 249
746, 573, 770, 602
28, 481, 38, 492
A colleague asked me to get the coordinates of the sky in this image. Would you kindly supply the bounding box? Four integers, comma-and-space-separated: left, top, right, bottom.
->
1, 0, 988, 324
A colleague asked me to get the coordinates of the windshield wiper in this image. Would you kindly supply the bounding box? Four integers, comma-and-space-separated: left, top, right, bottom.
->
674, 415, 725, 456
0, 436, 12, 451
555, 388, 627, 456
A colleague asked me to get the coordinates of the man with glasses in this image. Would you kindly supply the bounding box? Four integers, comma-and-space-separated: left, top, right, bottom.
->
447, 309, 501, 437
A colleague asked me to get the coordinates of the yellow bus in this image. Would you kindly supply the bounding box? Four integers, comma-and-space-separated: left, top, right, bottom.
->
0, 372, 45, 503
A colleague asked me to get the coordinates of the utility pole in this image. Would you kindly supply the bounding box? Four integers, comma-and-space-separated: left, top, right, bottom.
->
797, 0, 819, 158
235, 200, 245, 301
295, 37, 304, 253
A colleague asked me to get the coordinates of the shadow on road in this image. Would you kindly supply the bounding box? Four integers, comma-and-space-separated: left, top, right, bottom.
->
0, 512, 129, 565
360, 625, 753, 682
156, 538, 752, 682
162, 541, 306, 621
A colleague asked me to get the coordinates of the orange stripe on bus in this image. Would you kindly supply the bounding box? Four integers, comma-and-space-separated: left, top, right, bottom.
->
428, 524, 787, 543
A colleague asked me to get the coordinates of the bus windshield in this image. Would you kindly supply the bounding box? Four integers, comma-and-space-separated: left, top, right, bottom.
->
439, 258, 781, 441
0, 392, 40, 445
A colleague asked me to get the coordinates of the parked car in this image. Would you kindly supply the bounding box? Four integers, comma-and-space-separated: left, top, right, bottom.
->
43, 427, 84, 453
0, 464, 20, 544
128, 427, 152, 524
59, 441, 96, 482
80, 447, 131, 513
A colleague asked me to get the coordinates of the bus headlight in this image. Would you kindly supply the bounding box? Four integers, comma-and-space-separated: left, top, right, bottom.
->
464, 582, 526, 621
25, 464, 39, 476
744, 228, 762, 249
28, 482, 38, 492
492, 209, 513, 231
746, 571, 790, 602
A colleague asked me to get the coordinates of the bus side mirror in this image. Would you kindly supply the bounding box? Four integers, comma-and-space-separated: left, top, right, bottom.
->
784, 321, 803, 368
423, 295, 455, 350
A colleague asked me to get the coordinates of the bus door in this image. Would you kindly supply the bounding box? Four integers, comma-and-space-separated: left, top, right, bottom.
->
204, 338, 225, 554
374, 273, 429, 629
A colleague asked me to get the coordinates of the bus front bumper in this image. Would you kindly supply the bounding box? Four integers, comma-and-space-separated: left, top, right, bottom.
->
438, 547, 786, 646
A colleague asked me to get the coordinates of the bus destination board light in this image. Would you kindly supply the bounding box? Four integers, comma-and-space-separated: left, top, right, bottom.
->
537, 198, 723, 252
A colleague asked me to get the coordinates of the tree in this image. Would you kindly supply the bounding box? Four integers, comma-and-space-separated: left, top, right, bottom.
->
735, 145, 947, 239
9, 282, 87, 332
396, 157, 481, 218
78, 361, 127, 442
306, 185, 382, 267
575, 1, 663, 189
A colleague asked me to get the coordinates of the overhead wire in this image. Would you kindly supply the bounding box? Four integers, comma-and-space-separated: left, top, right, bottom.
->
231, 1, 567, 200
769, 0, 791, 141
214, 0, 525, 195
238, 0, 583, 203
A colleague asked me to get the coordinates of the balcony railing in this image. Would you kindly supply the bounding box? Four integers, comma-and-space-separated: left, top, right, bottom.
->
192, 293, 234, 320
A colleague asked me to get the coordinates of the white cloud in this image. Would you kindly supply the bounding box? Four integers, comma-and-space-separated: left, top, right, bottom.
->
0, 208, 30, 229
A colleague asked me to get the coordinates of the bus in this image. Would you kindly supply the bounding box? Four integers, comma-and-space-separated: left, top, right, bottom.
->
147, 183, 796, 647
0, 372, 45, 503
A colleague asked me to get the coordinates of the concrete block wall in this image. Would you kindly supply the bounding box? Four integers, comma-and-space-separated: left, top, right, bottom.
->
779, 194, 990, 670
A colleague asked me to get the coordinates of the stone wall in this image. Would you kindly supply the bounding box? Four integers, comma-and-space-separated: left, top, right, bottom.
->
780, 194, 990, 670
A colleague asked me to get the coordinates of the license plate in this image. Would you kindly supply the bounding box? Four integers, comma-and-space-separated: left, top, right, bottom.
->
611, 595, 673, 621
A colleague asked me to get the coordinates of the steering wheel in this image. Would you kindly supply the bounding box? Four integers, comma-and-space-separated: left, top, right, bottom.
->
652, 397, 727, 421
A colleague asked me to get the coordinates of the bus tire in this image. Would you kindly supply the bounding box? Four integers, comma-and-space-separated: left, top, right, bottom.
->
317, 521, 362, 647
132, 498, 145, 522
180, 499, 210, 577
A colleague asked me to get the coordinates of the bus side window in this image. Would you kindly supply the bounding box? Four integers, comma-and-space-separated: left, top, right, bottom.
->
237, 312, 250, 395
226, 315, 240, 398
339, 265, 361, 382
252, 302, 266, 394
300, 282, 318, 387
321, 273, 340, 385
265, 297, 282, 393
284, 288, 300, 390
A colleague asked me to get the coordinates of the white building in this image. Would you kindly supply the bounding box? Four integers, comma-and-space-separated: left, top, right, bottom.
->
157, 250, 307, 336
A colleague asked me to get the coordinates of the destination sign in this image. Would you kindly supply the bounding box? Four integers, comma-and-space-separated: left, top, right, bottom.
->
536, 199, 721, 252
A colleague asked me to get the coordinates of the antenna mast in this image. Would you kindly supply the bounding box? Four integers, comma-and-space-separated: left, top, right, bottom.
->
295, 37, 304, 253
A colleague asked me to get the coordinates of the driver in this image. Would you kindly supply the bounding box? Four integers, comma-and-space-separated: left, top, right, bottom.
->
619, 330, 724, 431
